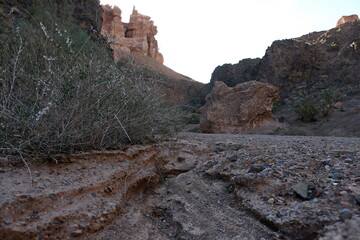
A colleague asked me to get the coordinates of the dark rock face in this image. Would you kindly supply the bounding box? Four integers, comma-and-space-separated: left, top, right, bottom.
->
210, 58, 261, 87
206, 19, 360, 98
257, 39, 322, 90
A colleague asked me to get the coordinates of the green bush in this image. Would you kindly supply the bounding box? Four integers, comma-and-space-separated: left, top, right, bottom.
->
295, 93, 318, 122
0, 5, 184, 160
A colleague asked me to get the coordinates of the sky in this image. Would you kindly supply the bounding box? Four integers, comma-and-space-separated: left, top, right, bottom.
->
100, 0, 360, 83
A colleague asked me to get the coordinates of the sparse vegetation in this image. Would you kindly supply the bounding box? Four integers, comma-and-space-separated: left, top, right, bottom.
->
0, 4, 184, 161
295, 93, 318, 122
295, 89, 341, 121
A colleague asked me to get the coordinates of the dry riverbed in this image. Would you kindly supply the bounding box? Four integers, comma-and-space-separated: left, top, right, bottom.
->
1, 133, 360, 239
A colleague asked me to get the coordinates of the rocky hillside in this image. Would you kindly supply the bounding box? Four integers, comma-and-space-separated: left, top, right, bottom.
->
209, 15, 360, 97
100, 4, 203, 104
0, 0, 203, 105
204, 15, 360, 137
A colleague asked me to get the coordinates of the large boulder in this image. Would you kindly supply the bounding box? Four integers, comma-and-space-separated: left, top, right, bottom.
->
200, 81, 280, 133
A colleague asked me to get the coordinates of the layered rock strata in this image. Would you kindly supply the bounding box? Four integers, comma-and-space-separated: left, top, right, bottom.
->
101, 5, 163, 63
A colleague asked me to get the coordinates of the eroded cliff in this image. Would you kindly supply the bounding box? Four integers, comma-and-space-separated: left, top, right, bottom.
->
101, 5, 163, 63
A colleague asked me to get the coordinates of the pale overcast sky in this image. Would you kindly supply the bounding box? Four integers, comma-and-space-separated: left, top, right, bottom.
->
100, 0, 360, 83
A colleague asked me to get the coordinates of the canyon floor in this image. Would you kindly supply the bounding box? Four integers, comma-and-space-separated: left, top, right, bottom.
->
1, 133, 360, 240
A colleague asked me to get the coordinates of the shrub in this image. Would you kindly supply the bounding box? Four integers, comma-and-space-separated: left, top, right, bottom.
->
0, 5, 184, 160
295, 93, 318, 122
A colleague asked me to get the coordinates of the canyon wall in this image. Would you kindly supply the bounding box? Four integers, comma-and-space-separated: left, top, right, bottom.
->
205, 15, 360, 100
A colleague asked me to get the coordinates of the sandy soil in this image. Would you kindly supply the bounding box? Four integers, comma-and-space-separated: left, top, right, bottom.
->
1, 133, 360, 239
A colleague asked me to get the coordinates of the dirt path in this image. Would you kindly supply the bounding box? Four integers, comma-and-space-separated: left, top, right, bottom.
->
1, 133, 360, 239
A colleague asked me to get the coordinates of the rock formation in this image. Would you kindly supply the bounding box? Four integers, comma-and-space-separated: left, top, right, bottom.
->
204, 16, 360, 100
200, 81, 280, 134
101, 5, 163, 63
336, 14, 359, 27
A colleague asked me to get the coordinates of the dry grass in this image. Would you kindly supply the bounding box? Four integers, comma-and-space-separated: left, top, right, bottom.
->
0, 4, 185, 161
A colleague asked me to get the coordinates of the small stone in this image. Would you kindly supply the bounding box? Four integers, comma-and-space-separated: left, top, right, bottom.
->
49, 194, 57, 200
329, 172, 342, 180
292, 182, 308, 199
340, 201, 351, 208
312, 198, 319, 203
104, 186, 113, 193
339, 208, 352, 221
78, 223, 86, 229
71, 229, 82, 237
248, 164, 270, 173
91, 192, 97, 197
90, 222, 102, 231
177, 157, 185, 162
52, 221, 61, 226
226, 154, 238, 162
355, 195, 360, 205
167, 232, 177, 238
227, 184, 235, 193
3, 218, 12, 224
340, 191, 348, 195
267, 198, 275, 204
334, 102, 343, 109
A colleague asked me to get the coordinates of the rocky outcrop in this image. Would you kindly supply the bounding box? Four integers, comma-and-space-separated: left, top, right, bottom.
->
336, 14, 359, 27
210, 58, 261, 87
101, 5, 163, 63
205, 16, 360, 100
257, 39, 322, 90
200, 81, 280, 133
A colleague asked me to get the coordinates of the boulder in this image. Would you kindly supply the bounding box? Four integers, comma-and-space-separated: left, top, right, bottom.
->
200, 81, 280, 133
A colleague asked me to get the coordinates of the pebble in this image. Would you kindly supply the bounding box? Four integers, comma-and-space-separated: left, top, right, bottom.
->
339, 208, 353, 221
226, 154, 238, 162
3, 218, 12, 224
177, 157, 185, 162
90, 222, 102, 231
248, 164, 270, 173
71, 229, 82, 237
312, 198, 319, 203
355, 195, 360, 205
339, 190, 348, 195
291, 182, 308, 199
329, 172, 342, 180
34, 170, 41, 177
167, 232, 177, 238
52, 220, 61, 226
267, 198, 275, 204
